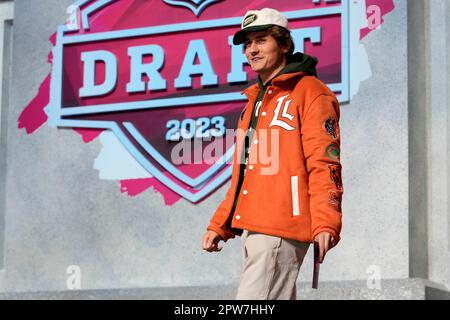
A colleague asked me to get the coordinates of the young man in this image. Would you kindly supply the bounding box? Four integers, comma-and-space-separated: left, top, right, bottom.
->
202, 8, 343, 300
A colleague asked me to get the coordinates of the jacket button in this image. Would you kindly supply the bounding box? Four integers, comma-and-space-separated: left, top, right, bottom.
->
249, 165, 254, 170
243, 190, 248, 195
268, 90, 273, 94
262, 112, 267, 116
235, 215, 241, 220
253, 139, 258, 145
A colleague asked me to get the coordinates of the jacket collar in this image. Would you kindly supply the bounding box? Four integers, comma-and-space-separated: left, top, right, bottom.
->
241, 71, 306, 97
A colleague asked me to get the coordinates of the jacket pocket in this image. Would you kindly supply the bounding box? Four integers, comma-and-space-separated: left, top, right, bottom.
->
291, 176, 300, 217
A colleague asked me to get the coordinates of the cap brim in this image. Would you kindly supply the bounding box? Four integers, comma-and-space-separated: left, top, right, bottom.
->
232, 24, 275, 45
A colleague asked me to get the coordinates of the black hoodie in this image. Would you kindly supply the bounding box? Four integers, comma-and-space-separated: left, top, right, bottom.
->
256, 52, 318, 100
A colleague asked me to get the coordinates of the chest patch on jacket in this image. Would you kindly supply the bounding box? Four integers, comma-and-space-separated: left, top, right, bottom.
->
269, 94, 296, 131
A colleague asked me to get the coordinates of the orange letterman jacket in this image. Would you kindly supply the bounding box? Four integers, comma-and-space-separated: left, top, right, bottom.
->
207, 71, 343, 245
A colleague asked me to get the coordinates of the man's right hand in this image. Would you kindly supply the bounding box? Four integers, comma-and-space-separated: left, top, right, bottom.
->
202, 230, 223, 253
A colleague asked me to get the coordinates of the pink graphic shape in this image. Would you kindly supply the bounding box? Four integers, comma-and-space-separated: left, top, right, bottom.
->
120, 178, 182, 205
73, 128, 104, 143
18, 33, 56, 134
17, 74, 50, 134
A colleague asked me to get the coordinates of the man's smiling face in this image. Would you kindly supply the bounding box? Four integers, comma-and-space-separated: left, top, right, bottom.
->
243, 30, 288, 79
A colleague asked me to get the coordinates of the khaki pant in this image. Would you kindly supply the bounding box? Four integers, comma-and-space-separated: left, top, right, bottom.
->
236, 230, 310, 300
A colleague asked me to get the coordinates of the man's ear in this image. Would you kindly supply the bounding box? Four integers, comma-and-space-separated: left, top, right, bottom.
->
282, 39, 292, 54
280, 46, 290, 55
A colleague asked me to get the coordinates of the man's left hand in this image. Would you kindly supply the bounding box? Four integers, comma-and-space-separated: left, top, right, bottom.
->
314, 232, 336, 263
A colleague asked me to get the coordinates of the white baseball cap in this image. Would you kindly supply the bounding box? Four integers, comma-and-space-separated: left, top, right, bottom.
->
233, 8, 289, 45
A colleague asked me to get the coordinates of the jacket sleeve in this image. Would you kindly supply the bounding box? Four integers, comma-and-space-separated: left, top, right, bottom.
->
207, 186, 237, 242
301, 93, 343, 244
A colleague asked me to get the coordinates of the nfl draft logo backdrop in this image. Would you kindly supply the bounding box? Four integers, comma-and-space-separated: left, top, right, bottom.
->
18, 0, 395, 204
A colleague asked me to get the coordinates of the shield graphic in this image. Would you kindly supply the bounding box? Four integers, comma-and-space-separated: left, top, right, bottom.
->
43, 0, 349, 203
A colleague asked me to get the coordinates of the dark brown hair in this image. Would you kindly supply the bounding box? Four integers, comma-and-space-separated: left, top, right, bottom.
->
267, 25, 295, 56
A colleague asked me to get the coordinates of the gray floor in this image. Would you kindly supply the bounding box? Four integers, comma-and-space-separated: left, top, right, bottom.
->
0, 278, 448, 300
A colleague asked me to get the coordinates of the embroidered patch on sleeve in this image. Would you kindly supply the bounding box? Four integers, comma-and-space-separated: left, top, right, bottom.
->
325, 143, 340, 160
328, 190, 342, 213
328, 164, 343, 191
323, 117, 340, 139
